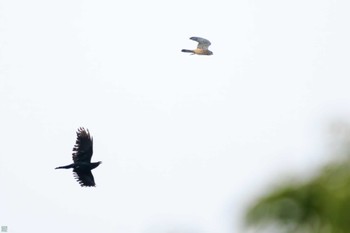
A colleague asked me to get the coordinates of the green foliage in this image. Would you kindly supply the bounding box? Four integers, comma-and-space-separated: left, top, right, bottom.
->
245, 159, 350, 233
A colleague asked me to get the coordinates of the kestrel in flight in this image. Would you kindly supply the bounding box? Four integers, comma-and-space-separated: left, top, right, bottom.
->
181, 37, 213, 55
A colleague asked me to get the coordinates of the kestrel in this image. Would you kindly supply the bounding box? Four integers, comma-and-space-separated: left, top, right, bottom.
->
181, 37, 213, 55
55, 128, 102, 187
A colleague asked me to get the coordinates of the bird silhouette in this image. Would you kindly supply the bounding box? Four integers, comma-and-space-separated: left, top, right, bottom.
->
55, 127, 101, 187
181, 37, 213, 55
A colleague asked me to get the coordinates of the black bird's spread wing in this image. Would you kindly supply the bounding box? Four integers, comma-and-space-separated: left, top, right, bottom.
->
72, 127, 93, 163
73, 169, 96, 187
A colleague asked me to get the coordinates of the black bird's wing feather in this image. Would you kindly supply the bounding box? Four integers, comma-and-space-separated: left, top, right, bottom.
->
72, 127, 93, 163
73, 169, 96, 187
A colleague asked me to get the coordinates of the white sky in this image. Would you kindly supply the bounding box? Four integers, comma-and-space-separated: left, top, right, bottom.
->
1, 0, 350, 233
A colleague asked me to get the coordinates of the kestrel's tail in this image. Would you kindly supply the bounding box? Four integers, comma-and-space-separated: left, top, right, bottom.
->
181, 49, 194, 54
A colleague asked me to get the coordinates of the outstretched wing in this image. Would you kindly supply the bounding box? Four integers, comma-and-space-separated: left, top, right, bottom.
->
73, 170, 96, 187
72, 127, 93, 163
190, 37, 211, 50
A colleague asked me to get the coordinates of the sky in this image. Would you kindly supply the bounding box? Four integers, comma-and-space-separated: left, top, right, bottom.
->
1, 0, 350, 233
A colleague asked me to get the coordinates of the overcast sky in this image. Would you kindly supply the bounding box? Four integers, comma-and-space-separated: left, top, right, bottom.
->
1, 0, 350, 233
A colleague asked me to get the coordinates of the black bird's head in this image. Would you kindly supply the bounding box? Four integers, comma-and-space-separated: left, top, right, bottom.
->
90, 161, 102, 170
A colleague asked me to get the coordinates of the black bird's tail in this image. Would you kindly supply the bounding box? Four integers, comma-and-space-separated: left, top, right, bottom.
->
55, 164, 74, 169
181, 49, 194, 53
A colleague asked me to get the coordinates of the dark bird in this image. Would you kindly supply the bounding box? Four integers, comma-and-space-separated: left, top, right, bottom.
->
181, 37, 213, 55
55, 127, 101, 187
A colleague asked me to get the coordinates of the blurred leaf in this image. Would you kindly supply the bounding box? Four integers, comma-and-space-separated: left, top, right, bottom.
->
245, 137, 350, 233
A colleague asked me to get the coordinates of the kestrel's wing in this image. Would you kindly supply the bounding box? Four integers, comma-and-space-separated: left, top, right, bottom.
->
72, 127, 93, 163
190, 37, 211, 50
73, 170, 96, 187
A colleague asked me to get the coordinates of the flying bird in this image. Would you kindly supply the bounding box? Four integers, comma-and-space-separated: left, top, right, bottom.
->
181, 37, 213, 55
55, 127, 101, 187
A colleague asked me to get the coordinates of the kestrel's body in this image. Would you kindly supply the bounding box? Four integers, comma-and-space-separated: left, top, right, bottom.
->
182, 37, 213, 55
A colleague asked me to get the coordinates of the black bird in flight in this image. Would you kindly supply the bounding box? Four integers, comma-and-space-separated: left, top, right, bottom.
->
55, 127, 101, 187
